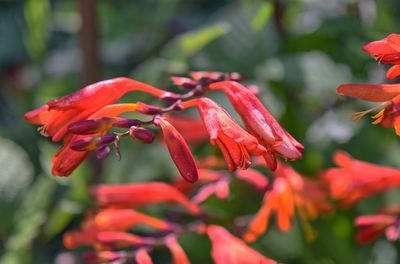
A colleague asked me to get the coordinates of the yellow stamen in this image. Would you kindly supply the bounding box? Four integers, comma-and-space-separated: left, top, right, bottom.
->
371, 109, 385, 125
351, 102, 389, 123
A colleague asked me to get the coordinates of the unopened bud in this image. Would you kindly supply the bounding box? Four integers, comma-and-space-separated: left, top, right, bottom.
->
68, 117, 116, 135
113, 118, 141, 128
70, 134, 117, 151
171, 77, 197, 90
129, 127, 155, 144
136, 102, 162, 115
161, 92, 181, 103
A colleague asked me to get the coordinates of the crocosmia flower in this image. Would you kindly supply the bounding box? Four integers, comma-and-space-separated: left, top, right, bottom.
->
337, 83, 400, 135
323, 151, 400, 207
182, 97, 266, 171
208, 81, 303, 170
355, 207, 400, 244
363, 33, 400, 79
24, 77, 176, 142
207, 225, 277, 264
244, 163, 331, 242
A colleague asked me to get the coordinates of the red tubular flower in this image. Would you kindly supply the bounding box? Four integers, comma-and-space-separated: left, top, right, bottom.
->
362, 34, 400, 79
63, 208, 174, 250
156, 118, 199, 183
181, 97, 266, 171
208, 81, 303, 170
92, 182, 201, 214
94, 208, 177, 231
323, 151, 400, 207
244, 163, 331, 242
24, 77, 177, 142
337, 83, 400, 135
355, 207, 400, 244
51, 103, 139, 176
164, 235, 191, 264
207, 225, 277, 264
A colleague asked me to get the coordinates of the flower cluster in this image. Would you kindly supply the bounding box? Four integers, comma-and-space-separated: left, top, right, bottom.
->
25, 72, 303, 180
63, 180, 277, 264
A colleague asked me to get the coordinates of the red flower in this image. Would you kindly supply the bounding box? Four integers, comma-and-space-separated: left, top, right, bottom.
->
51, 103, 139, 176
207, 225, 277, 264
63, 208, 174, 250
92, 182, 201, 214
244, 163, 331, 242
355, 207, 400, 244
182, 98, 266, 171
135, 248, 153, 264
337, 83, 400, 135
24, 77, 176, 142
362, 34, 400, 79
156, 117, 199, 183
323, 151, 400, 207
208, 81, 303, 170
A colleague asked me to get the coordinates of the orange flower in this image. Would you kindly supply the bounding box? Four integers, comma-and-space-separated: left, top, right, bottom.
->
362, 33, 400, 79
135, 248, 153, 264
156, 118, 199, 183
244, 163, 331, 242
207, 225, 276, 264
208, 81, 303, 170
323, 151, 400, 207
355, 207, 400, 244
181, 97, 266, 171
92, 182, 201, 214
24, 77, 176, 142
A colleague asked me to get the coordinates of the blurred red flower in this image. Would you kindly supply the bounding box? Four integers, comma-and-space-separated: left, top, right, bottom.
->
355, 207, 400, 244
207, 225, 276, 264
244, 163, 331, 242
323, 151, 400, 207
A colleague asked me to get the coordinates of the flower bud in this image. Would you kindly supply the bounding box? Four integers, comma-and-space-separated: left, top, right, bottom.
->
136, 102, 162, 115
68, 117, 116, 135
113, 118, 141, 128
70, 134, 117, 151
129, 127, 155, 144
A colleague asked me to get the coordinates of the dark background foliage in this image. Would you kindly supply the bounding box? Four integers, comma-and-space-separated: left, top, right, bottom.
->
1, 0, 400, 263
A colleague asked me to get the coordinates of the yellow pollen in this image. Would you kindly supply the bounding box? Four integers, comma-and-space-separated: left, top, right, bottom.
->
371, 109, 385, 125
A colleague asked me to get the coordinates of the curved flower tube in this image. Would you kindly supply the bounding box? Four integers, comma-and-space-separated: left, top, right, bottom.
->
24, 77, 178, 142
181, 97, 266, 171
208, 81, 303, 170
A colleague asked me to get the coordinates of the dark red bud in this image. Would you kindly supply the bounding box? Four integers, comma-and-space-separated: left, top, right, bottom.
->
68, 117, 116, 135
113, 118, 142, 128
70, 134, 117, 151
95, 145, 111, 159
136, 102, 162, 115
161, 92, 182, 103
129, 127, 155, 144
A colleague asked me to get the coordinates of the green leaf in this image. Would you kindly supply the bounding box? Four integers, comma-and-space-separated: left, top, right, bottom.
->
251, 2, 273, 31
0, 176, 56, 264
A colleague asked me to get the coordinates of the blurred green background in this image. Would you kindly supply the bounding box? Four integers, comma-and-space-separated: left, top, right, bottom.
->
1, 0, 400, 263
